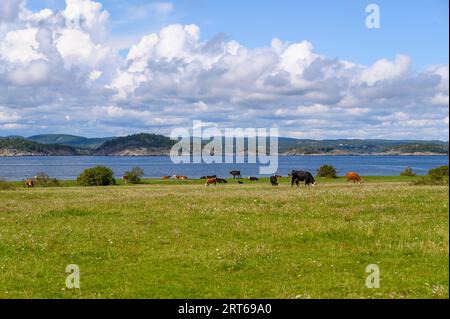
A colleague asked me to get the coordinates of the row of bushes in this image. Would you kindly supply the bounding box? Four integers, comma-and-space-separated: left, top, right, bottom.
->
11, 166, 145, 187
76, 166, 145, 186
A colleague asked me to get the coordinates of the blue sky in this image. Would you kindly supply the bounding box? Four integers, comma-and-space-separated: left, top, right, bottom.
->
27, 0, 449, 70
0, 0, 448, 139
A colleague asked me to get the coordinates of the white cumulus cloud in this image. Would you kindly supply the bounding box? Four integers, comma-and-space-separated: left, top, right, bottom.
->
0, 1, 447, 140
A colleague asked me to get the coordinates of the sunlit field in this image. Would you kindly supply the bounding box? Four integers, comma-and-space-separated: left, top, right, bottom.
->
0, 177, 448, 298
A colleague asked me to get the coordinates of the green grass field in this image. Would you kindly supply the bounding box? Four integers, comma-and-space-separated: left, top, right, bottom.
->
0, 177, 448, 298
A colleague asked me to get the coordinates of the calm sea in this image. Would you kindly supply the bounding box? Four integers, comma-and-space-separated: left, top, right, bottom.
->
0, 155, 448, 181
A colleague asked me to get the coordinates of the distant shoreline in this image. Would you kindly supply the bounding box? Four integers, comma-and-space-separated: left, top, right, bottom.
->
0, 152, 448, 157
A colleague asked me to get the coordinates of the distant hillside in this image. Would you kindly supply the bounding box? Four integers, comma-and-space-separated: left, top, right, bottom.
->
28, 134, 113, 149
381, 143, 449, 155
279, 139, 449, 155
0, 137, 80, 156
0, 134, 448, 156
93, 133, 175, 156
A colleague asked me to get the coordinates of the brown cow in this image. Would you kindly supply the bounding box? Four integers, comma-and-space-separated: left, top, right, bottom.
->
122, 175, 129, 184
25, 179, 34, 188
346, 172, 362, 184
205, 178, 217, 186
162, 176, 171, 180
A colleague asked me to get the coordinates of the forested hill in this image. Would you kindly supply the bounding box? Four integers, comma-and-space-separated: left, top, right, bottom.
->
0, 137, 81, 156
27, 134, 113, 150
93, 133, 176, 155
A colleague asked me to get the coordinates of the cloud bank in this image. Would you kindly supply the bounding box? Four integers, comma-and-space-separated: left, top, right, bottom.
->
0, 0, 448, 139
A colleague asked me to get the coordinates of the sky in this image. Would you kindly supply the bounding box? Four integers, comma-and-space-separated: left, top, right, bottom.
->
0, 0, 448, 140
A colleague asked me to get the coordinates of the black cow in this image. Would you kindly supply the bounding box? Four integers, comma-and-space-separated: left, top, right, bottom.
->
229, 170, 241, 178
237, 181, 244, 184
270, 175, 278, 186
290, 170, 316, 187
216, 178, 228, 183
248, 176, 259, 181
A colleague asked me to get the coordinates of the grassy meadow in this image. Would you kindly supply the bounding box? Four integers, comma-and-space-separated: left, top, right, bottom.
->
0, 176, 448, 298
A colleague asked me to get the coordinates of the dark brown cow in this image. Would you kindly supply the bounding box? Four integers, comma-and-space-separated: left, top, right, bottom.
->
205, 178, 217, 186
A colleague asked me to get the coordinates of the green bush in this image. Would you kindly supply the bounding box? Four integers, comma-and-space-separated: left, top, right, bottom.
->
400, 167, 416, 177
428, 165, 449, 179
34, 172, 61, 187
123, 167, 145, 184
317, 165, 338, 178
414, 165, 449, 185
77, 166, 116, 186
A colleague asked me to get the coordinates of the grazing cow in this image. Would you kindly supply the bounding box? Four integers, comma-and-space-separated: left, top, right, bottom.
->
290, 170, 317, 187
25, 179, 34, 188
229, 170, 242, 178
346, 172, 362, 184
237, 181, 244, 184
174, 175, 188, 180
205, 178, 217, 186
270, 175, 278, 186
162, 176, 171, 180
216, 178, 228, 183
248, 176, 259, 181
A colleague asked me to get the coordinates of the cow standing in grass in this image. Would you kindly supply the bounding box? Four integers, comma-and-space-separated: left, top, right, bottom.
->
205, 178, 217, 186
270, 175, 278, 186
291, 170, 316, 187
25, 179, 34, 188
229, 170, 241, 178
346, 172, 362, 184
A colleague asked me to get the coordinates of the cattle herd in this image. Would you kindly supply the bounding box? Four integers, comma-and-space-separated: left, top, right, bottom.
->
158, 170, 364, 187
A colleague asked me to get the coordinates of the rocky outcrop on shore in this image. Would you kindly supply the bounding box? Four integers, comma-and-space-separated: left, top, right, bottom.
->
95, 147, 171, 156
0, 149, 45, 156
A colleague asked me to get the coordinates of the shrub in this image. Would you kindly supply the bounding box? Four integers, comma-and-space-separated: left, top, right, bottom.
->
414, 165, 449, 185
123, 167, 145, 184
77, 166, 116, 186
34, 172, 61, 187
400, 167, 416, 177
317, 165, 337, 178
428, 165, 449, 179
